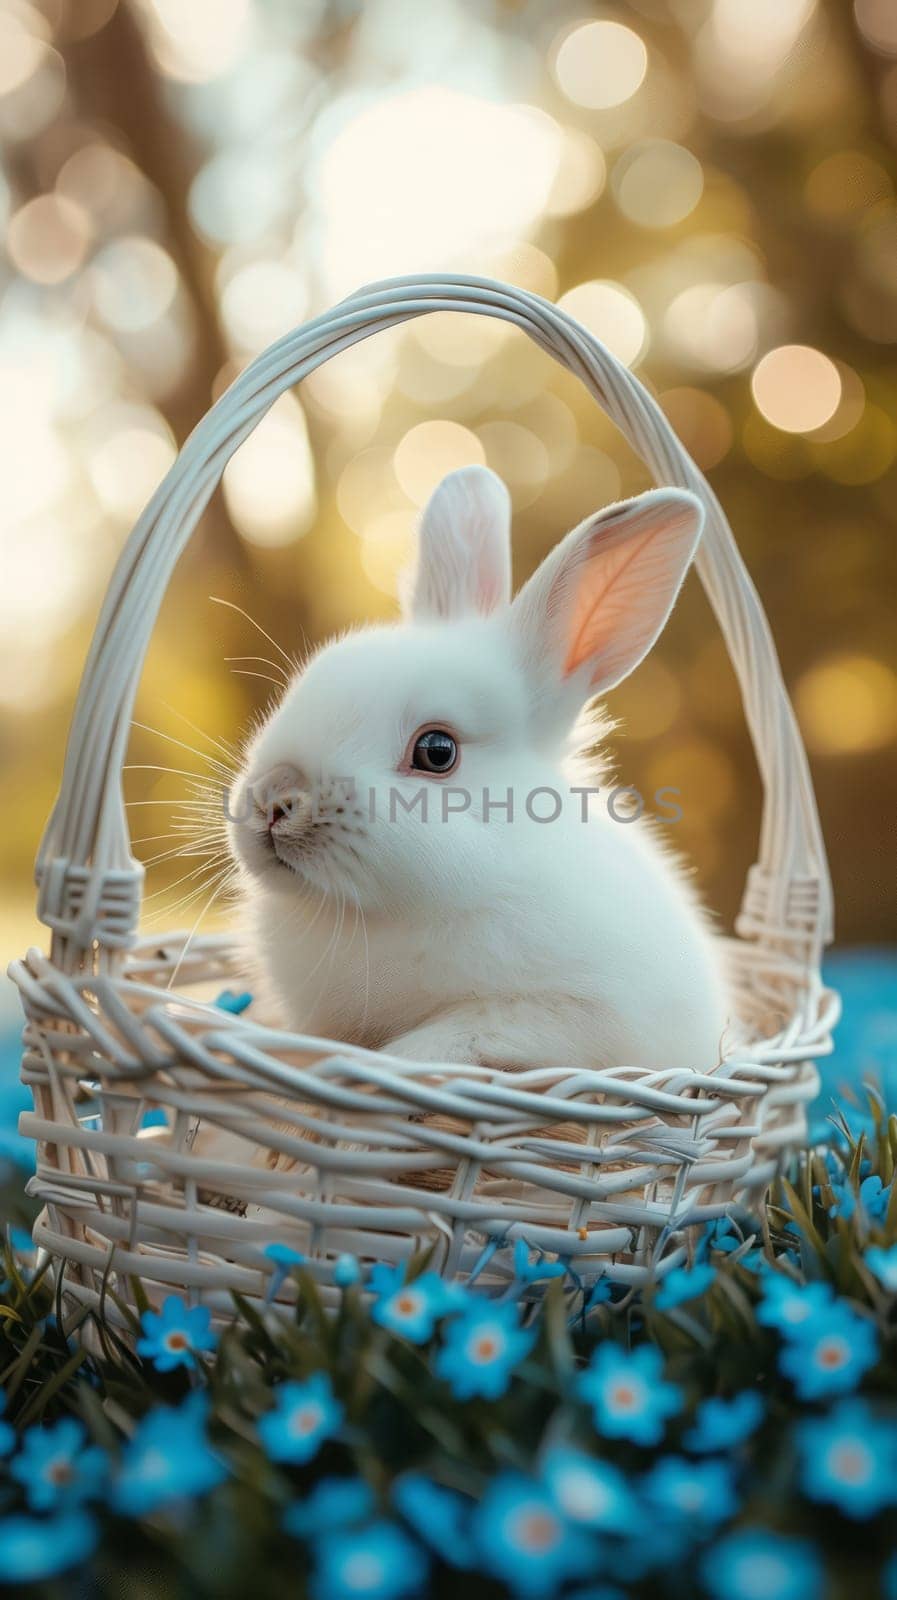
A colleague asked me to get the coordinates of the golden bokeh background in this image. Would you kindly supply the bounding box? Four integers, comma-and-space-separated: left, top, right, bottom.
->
1, 0, 895, 967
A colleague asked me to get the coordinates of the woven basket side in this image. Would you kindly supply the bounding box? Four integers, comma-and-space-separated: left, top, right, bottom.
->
12, 937, 826, 1317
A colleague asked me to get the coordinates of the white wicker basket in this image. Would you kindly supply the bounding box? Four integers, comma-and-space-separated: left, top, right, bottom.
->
11, 276, 839, 1323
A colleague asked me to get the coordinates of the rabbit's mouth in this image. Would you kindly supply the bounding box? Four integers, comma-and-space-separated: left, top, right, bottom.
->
230, 768, 371, 896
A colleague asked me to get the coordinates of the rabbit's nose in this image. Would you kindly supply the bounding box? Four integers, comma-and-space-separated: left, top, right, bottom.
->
252, 765, 310, 830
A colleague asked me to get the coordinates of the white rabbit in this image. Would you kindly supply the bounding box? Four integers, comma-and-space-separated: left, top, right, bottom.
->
225, 466, 731, 1084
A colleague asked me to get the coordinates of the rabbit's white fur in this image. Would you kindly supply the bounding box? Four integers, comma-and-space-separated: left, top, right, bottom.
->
228, 468, 731, 1075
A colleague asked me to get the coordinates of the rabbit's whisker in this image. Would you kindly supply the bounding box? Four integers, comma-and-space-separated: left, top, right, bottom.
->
225, 654, 291, 686
228, 668, 286, 692
209, 595, 301, 674
130, 719, 237, 780
142, 853, 233, 903
157, 700, 243, 766
166, 868, 240, 990
146, 862, 238, 928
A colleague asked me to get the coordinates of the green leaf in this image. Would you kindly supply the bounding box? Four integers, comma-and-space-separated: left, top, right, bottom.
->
17, 1344, 88, 1427
780, 1178, 827, 1259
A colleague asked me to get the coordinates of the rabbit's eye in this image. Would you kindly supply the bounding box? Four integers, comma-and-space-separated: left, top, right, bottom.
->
410, 729, 458, 775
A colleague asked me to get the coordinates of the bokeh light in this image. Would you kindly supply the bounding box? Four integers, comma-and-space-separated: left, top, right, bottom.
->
664, 283, 759, 373
311, 87, 562, 297
546, 130, 606, 217
0, 10, 50, 97
805, 151, 892, 223
0, 12, 65, 141
91, 236, 179, 332
394, 421, 486, 507
476, 421, 550, 509
751, 345, 843, 434
359, 508, 418, 597
223, 393, 316, 547
57, 145, 158, 233
137, 0, 253, 83
612, 142, 704, 229
86, 404, 176, 522
7, 196, 90, 285
218, 258, 309, 354
553, 21, 648, 111
557, 281, 648, 368
337, 447, 402, 537
695, 0, 819, 124
796, 654, 897, 754
854, 0, 897, 57
189, 152, 285, 246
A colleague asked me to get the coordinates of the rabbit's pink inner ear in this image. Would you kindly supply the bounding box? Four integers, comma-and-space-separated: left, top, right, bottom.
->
560, 492, 704, 691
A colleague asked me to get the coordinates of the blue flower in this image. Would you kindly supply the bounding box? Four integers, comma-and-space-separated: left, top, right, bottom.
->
311, 1518, 428, 1600
0, 1510, 97, 1583
472, 1471, 595, 1598
436, 1300, 534, 1401
578, 1343, 683, 1447
263, 1243, 307, 1300
259, 1373, 343, 1464
654, 1263, 716, 1310
392, 1473, 474, 1568
583, 1278, 613, 1312
567, 1588, 626, 1600
567, 1590, 626, 1600
0, 1082, 34, 1173
866, 1244, 897, 1291
778, 1304, 879, 1399
697, 1216, 745, 1258
370, 1265, 457, 1343
641, 1456, 737, 1526
136, 1295, 217, 1372
512, 1240, 566, 1285
10, 1419, 107, 1512
285, 1477, 376, 1539
333, 1253, 362, 1287
831, 1173, 892, 1224
609, 1519, 693, 1581
756, 1273, 835, 1335
214, 989, 253, 1014
797, 1400, 897, 1518
140, 1109, 169, 1130
264, 1243, 306, 1267
701, 1530, 824, 1600
540, 1446, 634, 1533
0, 1390, 15, 1458
112, 1395, 227, 1516
683, 1391, 765, 1454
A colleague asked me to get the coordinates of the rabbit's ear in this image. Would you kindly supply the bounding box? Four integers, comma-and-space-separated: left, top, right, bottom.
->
402, 465, 512, 621
511, 488, 704, 715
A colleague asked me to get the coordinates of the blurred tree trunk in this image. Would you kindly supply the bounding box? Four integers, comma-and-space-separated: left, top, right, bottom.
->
63, 1, 324, 673
64, 1, 250, 576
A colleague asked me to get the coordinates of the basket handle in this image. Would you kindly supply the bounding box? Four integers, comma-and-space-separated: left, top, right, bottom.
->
35, 275, 833, 975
